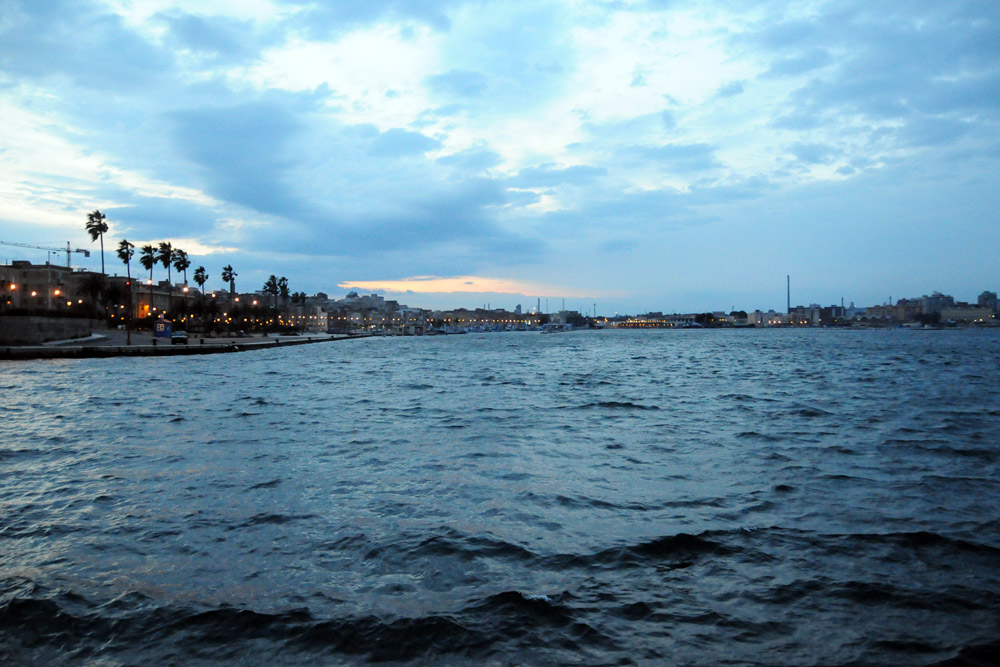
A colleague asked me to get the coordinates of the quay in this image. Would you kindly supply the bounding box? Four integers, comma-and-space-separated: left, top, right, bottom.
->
1, 330, 366, 361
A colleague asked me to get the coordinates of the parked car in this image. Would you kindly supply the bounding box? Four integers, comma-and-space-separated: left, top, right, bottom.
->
171, 331, 188, 345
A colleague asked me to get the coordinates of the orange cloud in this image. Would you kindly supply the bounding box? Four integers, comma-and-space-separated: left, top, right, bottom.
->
338, 275, 614, 298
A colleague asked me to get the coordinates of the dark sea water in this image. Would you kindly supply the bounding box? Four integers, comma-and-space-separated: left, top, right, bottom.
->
2, 329, 1000, 665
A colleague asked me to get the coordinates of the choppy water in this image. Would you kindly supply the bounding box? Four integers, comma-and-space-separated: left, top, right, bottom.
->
2, 329, 1000, 665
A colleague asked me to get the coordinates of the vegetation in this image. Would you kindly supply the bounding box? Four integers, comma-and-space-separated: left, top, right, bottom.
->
173, 249, 191, 285
263, 275, 279, 310
157, 242, 174, 314
193, 266, 208, 295
85, 210, 109, 275
74, 210, 315, 333
117, 240, 135, 341
139, 244, 156, 319
222, 264, 237, 297
278, 277, 289, 306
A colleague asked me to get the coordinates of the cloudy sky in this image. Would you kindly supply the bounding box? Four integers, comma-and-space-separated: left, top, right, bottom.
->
1, 0, 997, 314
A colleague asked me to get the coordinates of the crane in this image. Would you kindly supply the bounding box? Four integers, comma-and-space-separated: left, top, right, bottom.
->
0, 241, 91, 268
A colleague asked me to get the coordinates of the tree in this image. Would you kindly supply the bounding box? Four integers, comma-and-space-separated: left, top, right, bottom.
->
263, 275, 279, 310
85, 210, 109, 275
172, 249, 191, 285
117, 240, 135, 344
157, 242, 173, 314
193, 266, 208, 295
139, 244, 156, 319
221, 264, 237, 297
278, 277, 289, 306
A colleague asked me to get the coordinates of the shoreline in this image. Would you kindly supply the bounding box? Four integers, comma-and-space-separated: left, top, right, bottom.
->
1, 333, 366, 361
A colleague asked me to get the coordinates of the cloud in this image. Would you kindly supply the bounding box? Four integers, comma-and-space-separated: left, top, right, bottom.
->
435, 147, 503, 171
103, 195, 232, 242
339, 274, 601, 298
158, 13, 259, 64
165, 102, 306, 218
368, 128, 442, 157
426, 69, 490, 97
275, 0, 455, 37
0, 0, 172, 89
624, 143, 720, 171
716, 80, 744, 98
508, 164, 608, 188
761, 49, 832, 78
2, 0, 998, 314
789, 143, 839, 165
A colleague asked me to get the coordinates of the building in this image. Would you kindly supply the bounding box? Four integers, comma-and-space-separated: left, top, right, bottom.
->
978, 291, 998, 313
920, 291, 955, 314
2, 261, 90, 312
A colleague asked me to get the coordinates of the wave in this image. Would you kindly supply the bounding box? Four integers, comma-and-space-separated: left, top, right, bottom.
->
0, 587, 609, 664
232, 513, 318, 529
576, 401, 660, 411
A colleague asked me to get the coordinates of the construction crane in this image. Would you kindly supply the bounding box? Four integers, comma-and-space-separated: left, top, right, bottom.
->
0, 241, 91, 268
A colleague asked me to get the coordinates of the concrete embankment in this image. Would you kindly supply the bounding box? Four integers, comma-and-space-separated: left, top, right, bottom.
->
1, 334, 365, 361
0, 316, 102, 345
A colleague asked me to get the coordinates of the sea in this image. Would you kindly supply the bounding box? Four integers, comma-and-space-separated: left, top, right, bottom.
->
1, 328, 999, 665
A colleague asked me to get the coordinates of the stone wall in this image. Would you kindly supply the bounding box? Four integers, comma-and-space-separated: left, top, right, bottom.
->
0, 316, 100, 345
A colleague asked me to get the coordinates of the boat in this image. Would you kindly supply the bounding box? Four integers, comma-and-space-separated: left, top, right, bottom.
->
540, 323, 573, 334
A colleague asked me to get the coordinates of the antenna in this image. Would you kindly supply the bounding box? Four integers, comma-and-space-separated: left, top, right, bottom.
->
786, 275, 790, 313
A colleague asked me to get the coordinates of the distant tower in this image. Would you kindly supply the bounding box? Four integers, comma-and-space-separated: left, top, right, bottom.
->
786, 275, 790, 314
537, 297, 540, 314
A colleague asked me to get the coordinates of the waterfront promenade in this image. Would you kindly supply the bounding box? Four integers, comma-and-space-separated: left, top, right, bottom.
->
1, 329, 359, 360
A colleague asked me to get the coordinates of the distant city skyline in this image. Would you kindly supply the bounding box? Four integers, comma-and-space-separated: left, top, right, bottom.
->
1, 0, 997, 314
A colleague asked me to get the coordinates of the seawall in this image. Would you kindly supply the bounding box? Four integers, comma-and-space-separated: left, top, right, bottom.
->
0, 316, 100, 345
0, 334, 364, 361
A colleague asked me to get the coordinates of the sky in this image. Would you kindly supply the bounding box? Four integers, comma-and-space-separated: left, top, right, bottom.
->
1, 0, 997, 314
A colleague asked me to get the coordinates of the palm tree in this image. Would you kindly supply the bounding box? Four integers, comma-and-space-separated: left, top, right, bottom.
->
139, 244, 156, 319
117, 240, 135, 344
85, 210, 109, 275
157, 242, 173, 314
278, 277, 289, 306
193, 266, 208, 295
172, 249, 191, 285
263, 275, 279, 310
221, 264, 237, 297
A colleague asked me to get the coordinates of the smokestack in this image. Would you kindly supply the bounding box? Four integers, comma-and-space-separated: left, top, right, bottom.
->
787, 275, 790, 314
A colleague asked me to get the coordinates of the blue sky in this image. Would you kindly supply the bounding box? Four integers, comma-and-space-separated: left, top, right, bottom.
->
1, 0, 997, 313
